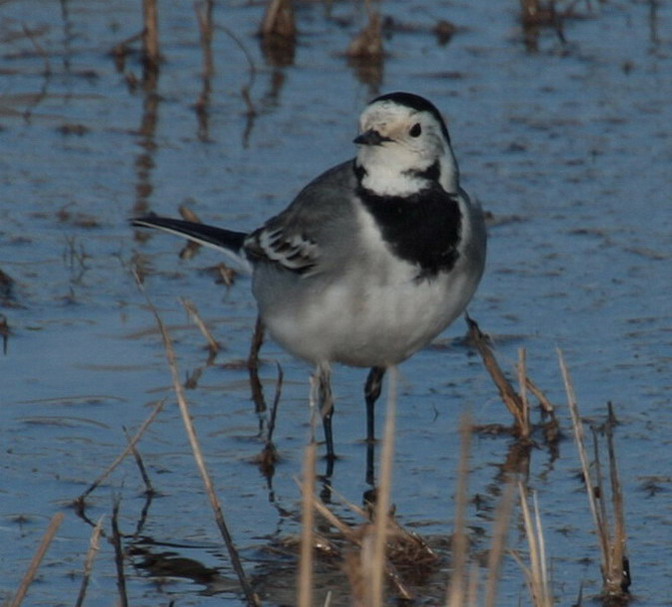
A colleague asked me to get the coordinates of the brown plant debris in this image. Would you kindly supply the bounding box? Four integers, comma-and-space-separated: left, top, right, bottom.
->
260, 0, 296, 39
178, 205, 203, 259
434, 19, 458, 45
466, 316, 530, 439
74, 516, 105, 607
466, 316, 560, 451
57, 123, 89, 136
346, 11, 384, 59
307, 494, 438, 602
180, 297, 221, 356
142, 0, 161, 75
520, 0, 560, 27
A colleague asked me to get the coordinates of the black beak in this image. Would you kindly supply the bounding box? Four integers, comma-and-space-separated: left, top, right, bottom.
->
353, 129, 392, 146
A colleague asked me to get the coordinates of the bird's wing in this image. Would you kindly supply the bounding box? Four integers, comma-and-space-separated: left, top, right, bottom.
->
132, 160, 358, 277
244, 225, 320, 274
243, 160, 359, 276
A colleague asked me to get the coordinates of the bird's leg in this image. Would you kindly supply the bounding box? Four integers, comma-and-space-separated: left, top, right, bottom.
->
315, 363, 336, 461
247, 315, 266, 417
364, 366, 386, 444
309, 364, 335, 499
364, 366, 386, 486
366, 440, 375, 488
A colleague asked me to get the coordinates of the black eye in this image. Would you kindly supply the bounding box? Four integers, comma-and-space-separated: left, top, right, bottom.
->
409, 123, 422, 137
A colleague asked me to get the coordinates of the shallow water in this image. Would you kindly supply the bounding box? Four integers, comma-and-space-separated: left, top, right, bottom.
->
1, 1, 671, 605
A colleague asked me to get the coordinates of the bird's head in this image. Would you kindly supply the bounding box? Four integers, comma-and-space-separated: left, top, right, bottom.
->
354, 92, 459, 196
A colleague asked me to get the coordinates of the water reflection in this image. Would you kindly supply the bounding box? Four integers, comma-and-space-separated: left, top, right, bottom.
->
195, 0, 215, 143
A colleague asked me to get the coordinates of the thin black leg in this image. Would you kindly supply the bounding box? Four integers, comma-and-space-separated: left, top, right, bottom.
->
364, 366, 386, 444
315, 364, 336, 461
322, 405, 335, 462
310, 365, 335, 500
247, 316, 266, 416
365, 438, 375, 487
364, 366, 386, 486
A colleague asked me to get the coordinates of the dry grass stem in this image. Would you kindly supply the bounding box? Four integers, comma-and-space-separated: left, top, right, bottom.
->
195, 1, 214, 79
525, 375, 560, 448
137, 275, 260, 607
559, 351, 603, 546
604, 403, 630, 596
516, 348, 531, 426
516, 485, 553, 607
559, 350, 630, 600
22, 24, 51, 77
9, 512, 65, 607
446, 414, 473, 607
533, 494, 549, 597
159, 320, 260, 606
75, 397, 166, 505
466, 316, 530, 438
525, 375, 555, 415
298, 439, 317, 607
483, 481, 516, 607
213, 262, 238, 287
466, 562, 480, 606
178, 205, 201, 223
176, 206, 203, 259
344, 549, 367, 607
368, 365, 398, 606
74, 516, 105, 607
124, 427, 154, 494
312, 497, 358, 540
217, 24, 257, 118
142, 0, 160, 73
298, 374, 324, 607
110, 31, 142, 72
181, 297, 221, 355
111, 497, 128, 607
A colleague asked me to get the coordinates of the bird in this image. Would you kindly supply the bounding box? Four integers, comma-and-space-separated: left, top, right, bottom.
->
132, 91, 487, 467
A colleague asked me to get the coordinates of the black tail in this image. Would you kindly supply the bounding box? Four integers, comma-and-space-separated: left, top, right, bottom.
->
131, 215, 247, 254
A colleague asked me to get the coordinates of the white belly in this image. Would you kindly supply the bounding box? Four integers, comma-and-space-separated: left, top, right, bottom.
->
261, 261, 477, 367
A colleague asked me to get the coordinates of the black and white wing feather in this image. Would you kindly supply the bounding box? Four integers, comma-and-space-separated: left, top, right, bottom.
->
244, 225, 320, 275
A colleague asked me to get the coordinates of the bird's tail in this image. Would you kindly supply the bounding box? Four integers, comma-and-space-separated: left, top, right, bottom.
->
131, 215, 252, 273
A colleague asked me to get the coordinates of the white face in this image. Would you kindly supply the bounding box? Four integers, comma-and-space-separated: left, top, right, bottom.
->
355, 99, 458, 195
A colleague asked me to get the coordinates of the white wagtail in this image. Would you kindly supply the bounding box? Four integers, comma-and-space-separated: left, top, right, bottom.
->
132, 92, 487, 461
